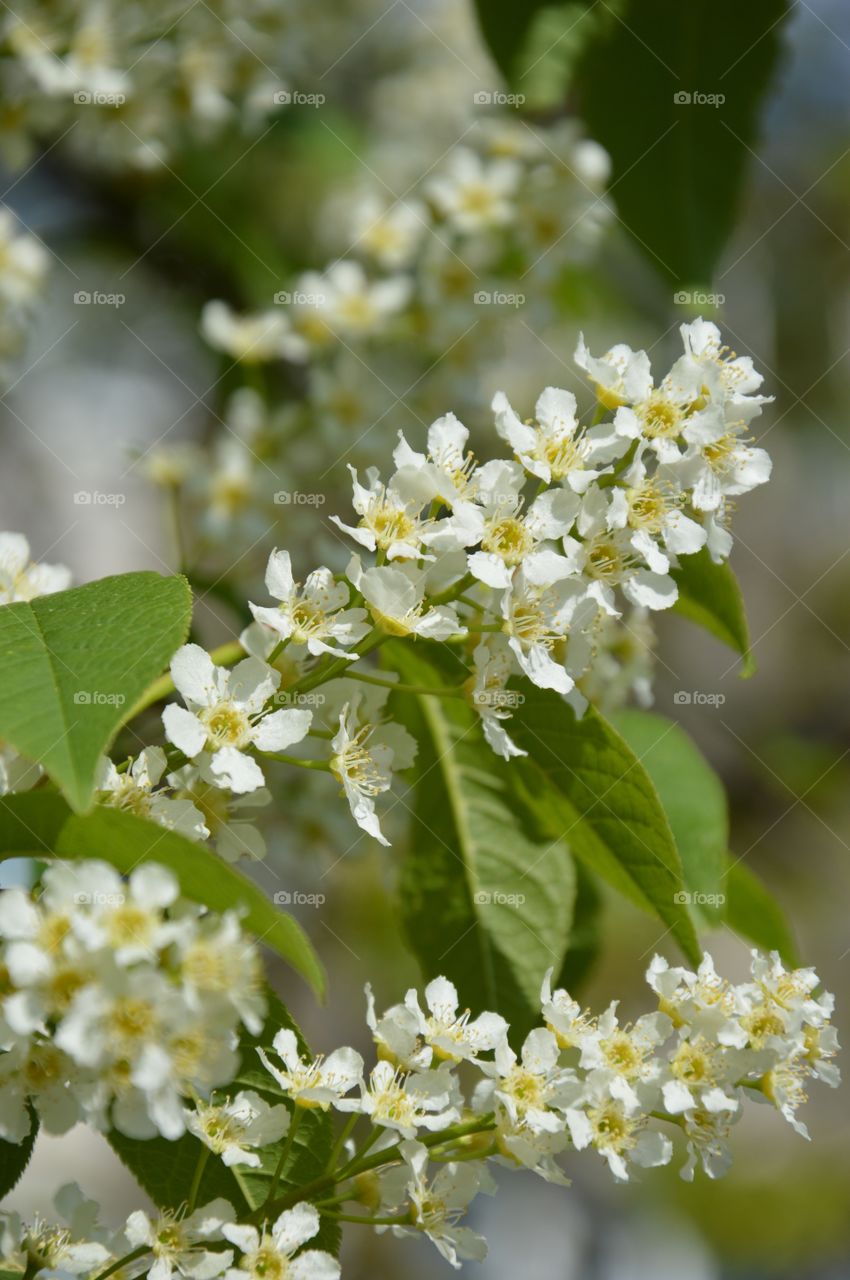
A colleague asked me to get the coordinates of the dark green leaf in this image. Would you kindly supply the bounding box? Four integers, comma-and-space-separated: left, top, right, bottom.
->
0, 1110, 38, 1200
573, 0, 789, 285
0, 573, 192, 811
387, 644, 575, 1040
0, 792, 71, 857
508, 685, 701, 964
54, 808, 325, 996
672, 549, 754, 674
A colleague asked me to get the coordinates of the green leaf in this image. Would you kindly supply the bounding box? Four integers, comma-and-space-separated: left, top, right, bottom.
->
611, 709, 727, 920
0, 572, 192, 811
388, 644, 575, 1040
572, 0, 789, 285
0, 792, 71, 857
672, 549, 754, 674
508, 686, 701, 964
473, 0, 593, 88
554, 860, 602, 993
723, 858, 798, 967
0, 1110, 38, 1200
108, 989, 339, 1251
54, 808, 325, 997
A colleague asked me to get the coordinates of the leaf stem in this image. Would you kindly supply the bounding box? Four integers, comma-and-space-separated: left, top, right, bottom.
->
347, 671, 465, 699
187, 1146, 210, 1214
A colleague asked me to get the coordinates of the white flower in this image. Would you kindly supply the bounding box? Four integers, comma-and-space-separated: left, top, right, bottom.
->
125, 1200, 234, 1280
0, 743, 42, 795
162, 645, 312, 793
0, 531, 71, 604
574, 333, 652, 410
564, 1074, 672, 1182
660, 1033, 743, 1118
292, 259, 411, 341
96, 748, 209, 841
492, 386, 625, 489
340, 1059, 460, 1138
331, 467, 430, 561
606, 455, 707, 571
0, 1041, 83, 1140
646, 954, 748, 1049
349, 193, 427, 269
0, 209, 49, 308
329, 699, 417, 846
168, 764, 270, 863
249, 550, 369, 658
427, 147, 520, 233
258, 1027, 363, 1109
540, 969, 596, 1050
180, 910, 266, 1035
571, 486, 679, 612
404, 977, 508, 1064
365, 984, 431, 1070
201, 301, 308, 363
347, 556, 463, 640
578, 1002, 670, 1108
475, 1028, 578, 1136
679, 1103, 739, 1181
500, 569, 595, 694
471, 636, 526, 761
674, 416, 772, 514
379, 1139, 495, 1268
392, 412, 479, 510
186, 1090, 290, 1167
223, 1203, 339, 1280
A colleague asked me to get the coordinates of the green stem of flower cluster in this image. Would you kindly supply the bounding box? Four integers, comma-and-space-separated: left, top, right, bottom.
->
250, 1115, 496, 1225
187, 1146, 210, 1213
91, 1245, 150, 1280
266, 1107, 303, 1206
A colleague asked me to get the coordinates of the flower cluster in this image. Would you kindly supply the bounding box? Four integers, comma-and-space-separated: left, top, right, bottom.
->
181, 952, 834, 1271
0, 209, 49, 370
0, 860, 264, 1142
0, 0, 311, 169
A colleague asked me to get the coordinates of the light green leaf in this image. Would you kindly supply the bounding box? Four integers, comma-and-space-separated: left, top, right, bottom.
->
388, 644, 575, 1040
672, 549, 755, 675
508, 685, 701, 964
54, 808, 325, 996
0, 572, 192, 811
723, 858, 798, 967
611, 709, 727, 920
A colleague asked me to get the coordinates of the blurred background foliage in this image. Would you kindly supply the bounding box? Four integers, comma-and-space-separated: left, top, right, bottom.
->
2, 0, 849, 1276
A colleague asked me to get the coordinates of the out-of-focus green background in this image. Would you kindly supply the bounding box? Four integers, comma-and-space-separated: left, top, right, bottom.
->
2, 1, 848, 1276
